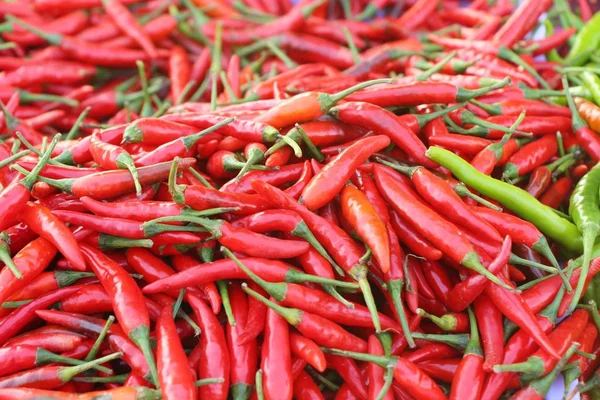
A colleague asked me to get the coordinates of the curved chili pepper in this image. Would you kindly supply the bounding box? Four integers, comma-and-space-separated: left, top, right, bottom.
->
389, 210, 442, 260
289, 332, 326, 373
340, 184, 390, 273
79, 244, 158, 385
540, 176, 572, 209
473, 293, 504, 372
325, 348, 447, 400
236, 280, 267, 346
156, 306, 197, 400
327, 354, 368, 400
429, 134, 492, 155
563, 322, 598, 393
222, 163, 305, 194
526, 166, 552, 198
345, 78, 509, 107
90, 132, 141, 195
502, 134, 558, 180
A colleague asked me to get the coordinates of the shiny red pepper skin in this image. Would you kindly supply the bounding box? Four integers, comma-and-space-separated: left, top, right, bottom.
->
189, 295, 230, 400
261, 307, 293, 400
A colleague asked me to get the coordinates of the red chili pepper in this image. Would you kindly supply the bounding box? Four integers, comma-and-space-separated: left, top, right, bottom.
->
300, 135, 390, 210
526, 166, 552, 198
0, 237, 57, 304
226, 283, 257, 399
492, 0, 553, 47
473, 293, 504, 372
429, 134, 493, 155
327, 354, 368, 400
260, 306, 292, 400
222, 163, 306, 194
345, 78, 509, 107
389, 210, 443, 260
19, 202, 86, 271
565, 78, 600, 162
156, 306, 197, 400
79, 244, 158, 385
254, 78, 389, 129
236, 281, 268, 346
243, 283, 368, 352
539, 176, 572, 209
373, 164, 509, 290
90, 131, 141, 194
102, 0, 157, 57
446, 235, 512, 312
366, 335, 394, 400
449, 308, 483, 400
502, 134, 558, 180
289, 332, 326, 373
293, 370, 324, 400
33, 158, 196, 200
0, 287, 79, 347
340, 184, 390, 273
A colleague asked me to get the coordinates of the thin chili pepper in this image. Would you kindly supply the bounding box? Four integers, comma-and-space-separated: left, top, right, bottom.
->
259, 305, 292, 400
540, 176, 573, 209
448, 308, 483, 400
473, 293, 504, 372
373, 164, 511, 290
326, 354, 367, 400
563, 322, 598, 394
426, 146, 582, 253
365, 335, 393, 400
9, 15, 162, 68
156, 306, 197, 400
429, 134, 492, 155
236, 280, 267, 345
0, 133, 58, 232
289, 332, 326, 373
502, 134, 558, 181
251, 180, 390, 335
79, 244, 158, 386
227, 282, 257, 400
26, 158, 196, 200
90, 132, 141, 195
526, 166, 552, 198
294, 370, 324, 400
243, 282, 368, 352
382, 160, 502, 244
564, 78, 600, 162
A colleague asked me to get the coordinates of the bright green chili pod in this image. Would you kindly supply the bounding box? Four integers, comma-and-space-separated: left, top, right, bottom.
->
567, 163, 600, 313
426, 146, 583, 254
565, 12, 600, 66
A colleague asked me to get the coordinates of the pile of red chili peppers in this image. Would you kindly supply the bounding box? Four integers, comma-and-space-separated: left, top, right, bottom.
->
3, 0, 600, 399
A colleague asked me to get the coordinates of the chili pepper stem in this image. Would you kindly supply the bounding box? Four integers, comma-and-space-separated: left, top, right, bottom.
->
508, 253, 558, 274
410, 332, 470, 349
129, 325, 159, 387
217, 280, 236, 326
256, 370, 265, 400
497, 47, 551, 89
35, 348, 112, 373
454, 183, 503, 211
323, 284, 355, 309
456, 77, 511, 102
86, 315, 115, 362
58, 352, 122, 383
114, 154, 142, 196
416, 308, 458, 332
387, 279, 415, 348
531, 236, 572, 292
318, 78, 394, 112
292, 221, 344, 275
196, 377, 225, 386
231, 383, 252, 400
242, 283, 303, 325
0, 239, 21, 279
462, 251, 518, 291
568, 227, 600, 313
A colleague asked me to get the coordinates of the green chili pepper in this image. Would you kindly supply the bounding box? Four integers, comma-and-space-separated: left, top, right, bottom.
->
426, 147, 583, 254
566, 12, 600, 66
567, 162, 600, 313
580, 71, 600, 106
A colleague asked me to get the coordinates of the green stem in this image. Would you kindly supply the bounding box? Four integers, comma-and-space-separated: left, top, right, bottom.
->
85, 316, 115, 361
57, 352, 122, 383
498, 47, 551, 89
65, 107, 90, 141
342, 27, 360, 65
35, 348, 112, 373
129, 326, 159, 387
217, 280, 236, 326
210, 22, 223, 111
454, 183, 503, 211
416, 51, 456, 81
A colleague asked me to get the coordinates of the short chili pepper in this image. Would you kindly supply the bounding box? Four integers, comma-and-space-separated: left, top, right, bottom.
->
259, 305, 292, 400
79, 244, 158, 386
449, 308, 483, 400
289, 332, 326, 373
502, 134, 557, 181
389, 210, 443, 260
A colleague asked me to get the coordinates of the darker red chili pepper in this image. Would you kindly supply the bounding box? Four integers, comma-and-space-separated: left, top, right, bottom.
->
429, 134, 493, 155
502, 134, 558, 180
492, 0, 553, 47
367, 335, 394, 400
103, 0, 157, 58
221, 162, 305, 194
526, 166, 552, 198
389, 210, 442, 260
539, 176, 573, 209
473, 293, 504, 372
236, 280, 268, 345
327, 354, 368, 400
